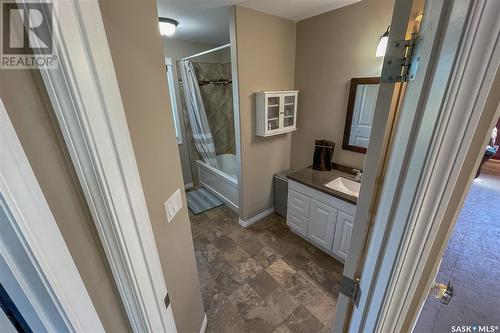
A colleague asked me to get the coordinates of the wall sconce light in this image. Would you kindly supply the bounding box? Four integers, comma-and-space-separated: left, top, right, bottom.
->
376, 26, 390, 57
159, 18, 179, 37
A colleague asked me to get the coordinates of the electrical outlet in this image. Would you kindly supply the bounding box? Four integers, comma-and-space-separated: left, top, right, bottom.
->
165, 189, 182, 223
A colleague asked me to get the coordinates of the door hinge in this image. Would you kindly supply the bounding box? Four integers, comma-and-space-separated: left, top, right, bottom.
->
340, 275, 362, 307
381, 33, 421, 83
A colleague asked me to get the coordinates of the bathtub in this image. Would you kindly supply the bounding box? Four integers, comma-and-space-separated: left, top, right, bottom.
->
197, 154, 239, 212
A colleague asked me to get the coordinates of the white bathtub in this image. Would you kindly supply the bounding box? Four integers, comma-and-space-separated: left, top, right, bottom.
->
197, 154, 239, 212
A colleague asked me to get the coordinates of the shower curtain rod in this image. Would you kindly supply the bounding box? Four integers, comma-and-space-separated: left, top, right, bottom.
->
181, 43, 231, 61
178, 79, 232, 86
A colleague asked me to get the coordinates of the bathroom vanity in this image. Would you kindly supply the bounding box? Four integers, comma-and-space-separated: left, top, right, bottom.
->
286, 166, 359, 263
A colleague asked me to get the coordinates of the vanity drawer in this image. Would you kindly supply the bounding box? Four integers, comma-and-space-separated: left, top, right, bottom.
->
287, 189, 310, 217
286, 210, 308, 237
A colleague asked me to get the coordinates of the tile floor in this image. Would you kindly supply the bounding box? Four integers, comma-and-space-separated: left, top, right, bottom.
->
414, 174, 500, 332
189, 206, 344, 333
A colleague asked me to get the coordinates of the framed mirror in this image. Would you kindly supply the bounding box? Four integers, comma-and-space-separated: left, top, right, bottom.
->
342, 77, 380, 153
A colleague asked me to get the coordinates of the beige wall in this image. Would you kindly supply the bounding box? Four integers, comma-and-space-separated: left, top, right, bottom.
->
232, 6, 296, 220
98, 1, 205, 332
162, 38, 230, 186
0, 70, 131, 332
291, 0, 394, 170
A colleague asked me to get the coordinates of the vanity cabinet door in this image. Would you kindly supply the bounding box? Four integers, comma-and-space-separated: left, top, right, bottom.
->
288, 190, 310, 217
332, 211, 354, 261
286, 210, 308, 237
307, 200, 337, 252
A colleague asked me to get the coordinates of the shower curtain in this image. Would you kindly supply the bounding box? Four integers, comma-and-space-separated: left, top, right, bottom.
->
179, 59, 218, 168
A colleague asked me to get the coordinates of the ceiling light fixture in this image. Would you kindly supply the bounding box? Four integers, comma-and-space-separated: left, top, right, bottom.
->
376, 26, 390, 58
159, 18, 179, 37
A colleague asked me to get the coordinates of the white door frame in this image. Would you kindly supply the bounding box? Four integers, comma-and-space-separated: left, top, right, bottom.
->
0, 100, 104, 332
29, 0, 177, 332
372, 0, 499, 331
335, 0, 500, 331
334, 0, 423, 330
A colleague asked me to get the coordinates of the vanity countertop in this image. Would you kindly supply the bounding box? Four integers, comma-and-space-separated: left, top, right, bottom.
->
287, 165, 359, 205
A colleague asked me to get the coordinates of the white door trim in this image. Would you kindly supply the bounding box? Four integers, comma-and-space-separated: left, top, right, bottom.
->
0, 100, 104, 332
345, 0, 500, 331
376, 0, 499, 331
32, 0, 176, 332
333, 0, 420, 330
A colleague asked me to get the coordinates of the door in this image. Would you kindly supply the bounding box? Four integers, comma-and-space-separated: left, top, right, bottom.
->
349, 84, 379, 148
307, 200, 337, 252
266, 95, 281, 132
334, 0, 493, 332
286, 211, 308, 237
282, 94, 297, 129
333, 0, 428, 331
0, 100, 103, 332
332, 211, 354, 261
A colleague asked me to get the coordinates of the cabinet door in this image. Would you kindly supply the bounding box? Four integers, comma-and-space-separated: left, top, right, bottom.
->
283, 94, 297, 128
307, 200, 337, 251
332, 211, 354, 261
288, 190, 310, 217
266, 95, 280, 133
287, 210, 308, 237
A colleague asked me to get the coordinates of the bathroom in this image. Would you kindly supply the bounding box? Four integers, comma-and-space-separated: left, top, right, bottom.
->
158, 0, 394, 331
160, 31, 239, 212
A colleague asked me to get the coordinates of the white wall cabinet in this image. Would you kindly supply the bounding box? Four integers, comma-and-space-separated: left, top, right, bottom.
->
286, 180, 356, 263
256, 90, 298, 137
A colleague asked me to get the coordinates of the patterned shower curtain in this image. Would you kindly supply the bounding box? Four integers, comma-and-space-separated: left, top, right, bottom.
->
178, 60, 218, 168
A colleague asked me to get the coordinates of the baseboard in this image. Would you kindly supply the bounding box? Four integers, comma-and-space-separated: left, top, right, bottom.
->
238, 207, 274, 228
184, 182, 194, 190
199, 313, 207, 333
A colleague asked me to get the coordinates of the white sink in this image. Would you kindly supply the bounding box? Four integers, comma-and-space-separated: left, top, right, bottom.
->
324, 177, 361, 198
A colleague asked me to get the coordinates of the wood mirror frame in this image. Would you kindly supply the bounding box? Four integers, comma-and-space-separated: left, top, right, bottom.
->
342, 77, 380, 154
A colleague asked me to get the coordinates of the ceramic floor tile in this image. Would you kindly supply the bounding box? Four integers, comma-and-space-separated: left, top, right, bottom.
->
284, 305, 324, 333
242, 318, 276, 333
243, 288, 299, 328
228, 283, 264, 317
213, 234, 238, 252
273, 324, 293, 333
206, 298, 244, 333
189, 205, 342, 332
253, 246, 282, 269
247, 270, 283, 299
266, 259, 297, 286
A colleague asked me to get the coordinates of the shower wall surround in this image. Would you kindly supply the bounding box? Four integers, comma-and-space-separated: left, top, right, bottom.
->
179, 61, 235, 185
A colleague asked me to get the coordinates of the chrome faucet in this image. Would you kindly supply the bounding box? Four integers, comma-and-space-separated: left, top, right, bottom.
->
353, 169, 363, 182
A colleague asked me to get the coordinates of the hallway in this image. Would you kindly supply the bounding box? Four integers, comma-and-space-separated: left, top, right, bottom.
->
414, 174, 500, 332
189, 206, 343, 333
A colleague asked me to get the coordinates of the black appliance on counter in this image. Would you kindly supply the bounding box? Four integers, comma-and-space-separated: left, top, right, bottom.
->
313, 140, 335, 171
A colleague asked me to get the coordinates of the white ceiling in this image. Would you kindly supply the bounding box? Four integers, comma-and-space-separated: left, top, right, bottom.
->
156, 0, 360, 45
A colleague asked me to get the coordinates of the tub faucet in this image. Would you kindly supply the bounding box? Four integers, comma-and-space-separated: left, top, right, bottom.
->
353, 169, 363, 182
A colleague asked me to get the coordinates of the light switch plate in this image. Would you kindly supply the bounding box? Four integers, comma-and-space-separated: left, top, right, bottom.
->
165, 189, 182, 223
